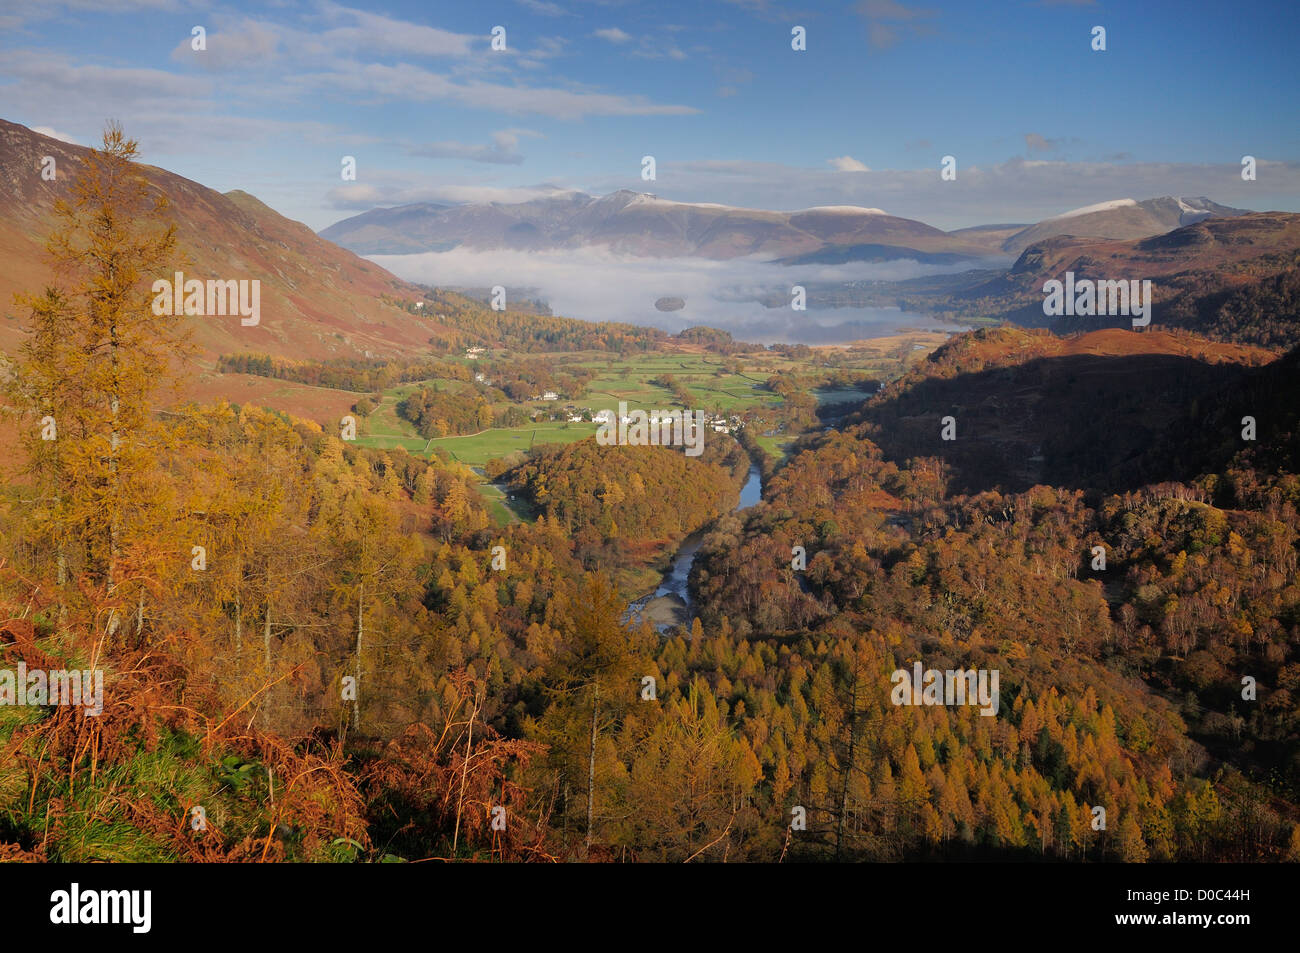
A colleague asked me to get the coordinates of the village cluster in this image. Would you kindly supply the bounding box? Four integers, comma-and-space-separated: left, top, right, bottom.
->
465, 347, 742, 433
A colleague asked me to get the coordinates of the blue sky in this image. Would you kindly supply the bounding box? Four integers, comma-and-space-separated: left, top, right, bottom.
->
2, 0, 1298, 230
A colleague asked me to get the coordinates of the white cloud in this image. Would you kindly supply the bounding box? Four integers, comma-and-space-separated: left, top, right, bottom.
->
412, 140, 525, 164
593, 27, 631, 43
2, 0, 180, 25
0, 50, 356, 157
326, 182, 577, 210
327, 184, 389, 207
168, 18, 283, 70
317, 6, 477, 57
410, 129, 541, 165
299, 61, 699, 119
31, 125, 79, 144
517, 0, 570, 15
855, 0, 939, 49
1024, 133, 1056, 153
828, 156, 871, 173
2, 49, 210, 100
166, 9, 477, 71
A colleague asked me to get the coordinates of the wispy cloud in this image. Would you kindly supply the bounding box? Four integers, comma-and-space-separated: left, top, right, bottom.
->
410, 129, 542, 165
30, 125, 79, 144
517, 0, 570, 15
0, 51, 358, 155
828, 156, 871, 172
293, 61, 699, 119
166, 10, 478, 70
2, 0, 180, 26
326, 181, 578, 210
855, 0, 939, 49
1024, 133, 1056, 153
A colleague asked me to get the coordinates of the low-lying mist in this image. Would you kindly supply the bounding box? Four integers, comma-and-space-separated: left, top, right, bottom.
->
370, 246, 1004, 344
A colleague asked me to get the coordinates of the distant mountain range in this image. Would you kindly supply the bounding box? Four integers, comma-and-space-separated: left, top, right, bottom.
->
322, 189, 994, 261
321, 189, 1250, 264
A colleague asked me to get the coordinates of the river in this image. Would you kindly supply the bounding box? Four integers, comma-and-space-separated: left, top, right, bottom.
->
624, 463, 762, 632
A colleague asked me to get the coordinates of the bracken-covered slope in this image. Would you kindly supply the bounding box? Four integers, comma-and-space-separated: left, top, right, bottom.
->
927, 213, 1300, 350
0, 118, 436, 365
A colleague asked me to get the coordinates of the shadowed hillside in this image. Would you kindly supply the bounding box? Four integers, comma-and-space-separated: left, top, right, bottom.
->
846, 327, 1294, 495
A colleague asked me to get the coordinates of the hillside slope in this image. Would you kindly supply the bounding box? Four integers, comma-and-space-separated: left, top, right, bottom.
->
903, 213, 1300, 350
1002, 196, 1247, 255
0, 119, 435, 365
851, 326, 1291, 495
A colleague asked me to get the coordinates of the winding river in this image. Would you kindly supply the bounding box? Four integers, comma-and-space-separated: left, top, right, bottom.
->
625, 463, 762, 632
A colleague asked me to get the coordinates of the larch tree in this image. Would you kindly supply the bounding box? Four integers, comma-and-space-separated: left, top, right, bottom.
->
4, 288, 77, 596
532, 573, 644, 856
10, 122, 187, 633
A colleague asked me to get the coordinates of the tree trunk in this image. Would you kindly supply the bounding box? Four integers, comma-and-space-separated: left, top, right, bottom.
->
353, 583, 364, 731
585, 683, 599, 855
263, 570, 273, 671
836, 667, 859, 861
108, 315, 120, 591
55, 531, 67, 630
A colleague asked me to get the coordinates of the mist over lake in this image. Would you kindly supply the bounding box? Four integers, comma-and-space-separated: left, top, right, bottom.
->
370, 246, 995, 343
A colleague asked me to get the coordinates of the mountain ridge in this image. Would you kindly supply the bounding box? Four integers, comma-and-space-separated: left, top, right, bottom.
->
321, 189, 1254, 266
321, 189, 996, 261
1001, 196, 1249, 254
0, 118, 434, 367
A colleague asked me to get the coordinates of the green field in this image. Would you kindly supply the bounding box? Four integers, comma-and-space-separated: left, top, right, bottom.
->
475, 482, 538, 525
352, 339, 930, 470
755, 434, 795, 459
354, 383, 431, 453
813, 386, 879, 405
429, 421, 597, 468
575, 352, 780, 416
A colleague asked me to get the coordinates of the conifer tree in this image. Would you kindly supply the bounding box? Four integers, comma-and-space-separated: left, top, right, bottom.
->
10, 123, 185, 627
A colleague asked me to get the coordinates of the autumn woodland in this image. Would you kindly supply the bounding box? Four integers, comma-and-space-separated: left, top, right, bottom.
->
0, 123, 1295, 872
